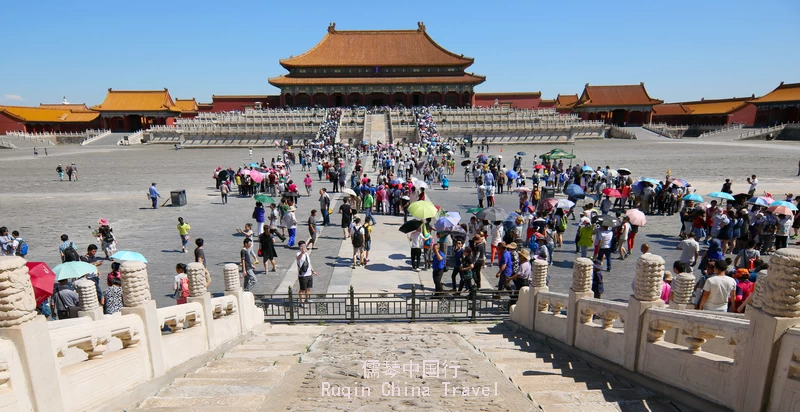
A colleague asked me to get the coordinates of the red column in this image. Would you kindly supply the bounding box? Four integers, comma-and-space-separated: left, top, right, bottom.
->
440, 93, 445, 105
406, 93, 411, 107
280, 94, 285, 107
457, 93, 463, 107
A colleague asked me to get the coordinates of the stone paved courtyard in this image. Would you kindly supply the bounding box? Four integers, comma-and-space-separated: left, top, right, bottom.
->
1, 136, 799, 306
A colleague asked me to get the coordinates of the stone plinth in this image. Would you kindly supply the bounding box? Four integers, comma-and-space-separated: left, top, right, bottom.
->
567, 258, 594, 346
75, 278, 104, 320
0, 256, 38, 327
187, 263, 208, 297
121, 260, 151, 307
624, 254, 666, 370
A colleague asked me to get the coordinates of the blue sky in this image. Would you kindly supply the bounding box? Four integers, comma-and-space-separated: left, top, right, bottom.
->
1, 0, 798, 106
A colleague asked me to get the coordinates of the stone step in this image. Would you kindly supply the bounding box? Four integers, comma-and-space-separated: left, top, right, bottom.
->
231, 342, 310, 352
138, 395, 265, 409
156, 382, 275, 398
184, 366, 291, 380
542, 399, 680, 412
199, 357, 298, 369
516, 375, 633, 394
223, 349, 304, 359
531, 387, 654, 406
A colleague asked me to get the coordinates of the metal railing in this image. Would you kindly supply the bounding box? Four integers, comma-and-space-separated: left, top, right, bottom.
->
253, 286, 516, 324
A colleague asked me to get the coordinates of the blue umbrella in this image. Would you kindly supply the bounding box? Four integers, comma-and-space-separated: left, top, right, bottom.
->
390, 178, 403, 185
506, 170, 519, 179
434, 217, 456, 232
747, 196, 771, 206
707, 192, 735, 201
517, 152, 527, 156
111, 250, 148, 263
770, 200, 798, 211
640, 178, 661, 186
565, 184, 585, 198
52, 262, 98, 281
581, 166, 594, 173
249, 163, 258, 168
683, 193, 704, 202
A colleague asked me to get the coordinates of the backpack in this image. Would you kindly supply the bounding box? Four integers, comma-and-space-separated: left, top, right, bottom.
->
15, 238, 28, 257
102, 230, 114, 244
63, 243, 79, 262
352, 227, 364, 247
557, 216, 568, 232
179, 277, 190, 298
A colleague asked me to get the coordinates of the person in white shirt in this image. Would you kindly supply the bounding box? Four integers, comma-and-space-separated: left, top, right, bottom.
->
594, 226, 614, 271
699, 260, 736, 312
676, 232, 700, 271
747, 174, 758, 196
409, 228, 424, 271
618, 218, 630, 260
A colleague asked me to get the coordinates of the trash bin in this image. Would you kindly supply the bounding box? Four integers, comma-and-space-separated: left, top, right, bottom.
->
170, 190, 187, 207
541, 187, 556, 200
464, 150, 470, 158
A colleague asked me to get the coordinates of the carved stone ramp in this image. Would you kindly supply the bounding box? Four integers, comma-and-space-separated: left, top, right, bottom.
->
135, 324, 327, 411
452, 322, 688, 412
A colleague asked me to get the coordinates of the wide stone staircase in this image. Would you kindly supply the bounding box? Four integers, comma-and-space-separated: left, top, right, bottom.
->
453, 322, 685, 412
621, 126, 670, 141
132, 321, 689, 411
363, 113, 388, 145
135, 323, 327, 411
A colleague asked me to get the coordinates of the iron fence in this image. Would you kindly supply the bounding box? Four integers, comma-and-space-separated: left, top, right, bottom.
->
252, 285, 516, 324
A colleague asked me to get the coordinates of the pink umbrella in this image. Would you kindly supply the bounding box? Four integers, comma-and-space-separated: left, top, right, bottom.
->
626, 209, 647, 226
250, 169, 264, 183
769, 205, 794, 216
539, 198, 558, 210
602, 188, 622, 198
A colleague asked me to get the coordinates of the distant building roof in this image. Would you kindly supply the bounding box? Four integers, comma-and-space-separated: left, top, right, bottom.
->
279, 23, 474, 68
574, 83, 662, 108
92, 88, 181, 113
749, 82, 800, 104
0, 105, 99, 123
174, 98, 198, 113
38, 103, 94, 112
474, 92, 541, 97
269, 74, 485, 86
212, 95, 270, 100
555, 94, 578, 109
652, 103, 692, 116
682, 97, 753, 115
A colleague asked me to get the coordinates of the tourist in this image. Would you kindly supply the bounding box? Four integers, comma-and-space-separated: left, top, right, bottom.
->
52, 279, 79, 319
56, 164, 64, 181
307, 209, 318, 250
177, 217, 191, 253
591, 259, 604, 299
350, 217, 365, 268
747, 174, 758, 196
107, 262, 121, 287
252, 202, 266, 235
173, 263, 189, 304
59, 234, 79, 262
363, 188, 376, 225
450, 239, 465, 290
340, 198, 354, 238
472, 234, 486, 290
96, 218, 116, 259
495, 242, 513, 291
698, 260, 736, 312
776, 213, 793, 250
431, 242, 446, 295
594, 224, 614, 271
734, 240, 760, 270
489, 221, 503, 266
286, 206, 298, 247
577, 217, 594, 258
241, 238, 257, 291
0, 227, 13, 256
148, 183, 161, 209
304, 174, 313, 196
319, 188, 331, 226
676, 232, 700, 271
618, 216, 630, 260
220, 180, 230, 204
661, 272, 672, 304
757, 211, 777, 254
104, 277, 123, 315
733, 268, 754, 312
409, 227, 424, 272
296, 241, 317, 307
259, 228, 278, 272
511, 248, 532, 290
362, 221, 372, 265
458, 246, 476, 298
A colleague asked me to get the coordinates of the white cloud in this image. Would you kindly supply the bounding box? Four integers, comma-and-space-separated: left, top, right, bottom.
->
2, 94, 23, 101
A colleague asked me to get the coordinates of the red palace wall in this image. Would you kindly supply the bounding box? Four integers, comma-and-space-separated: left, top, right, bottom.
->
728, 104, 756, 126
0, 113, 26, 134
473, 93, 541, 109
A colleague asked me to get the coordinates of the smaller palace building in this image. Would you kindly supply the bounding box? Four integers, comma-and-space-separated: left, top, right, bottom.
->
571, 83, 663, 126
92, 89, 184, 131
750, 82, 800, 126
269, 23, 485, 108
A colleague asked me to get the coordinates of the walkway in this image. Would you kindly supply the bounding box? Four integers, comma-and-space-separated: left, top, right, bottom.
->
364, 113, 387, 144
621, 127, 670, 141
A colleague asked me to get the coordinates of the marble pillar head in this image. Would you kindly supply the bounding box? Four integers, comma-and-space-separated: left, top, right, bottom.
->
0, 257, 38, 327
671, 272, 695, 305
120, 260, 151, 307
762, 249, 800, 317
186, 262, 207, 297
223, 263, 240, 292
531, 260, 548, 288
634, 254, 665, 302
750, 270, 769, 309
75, 278, 100, 311
571, 258, 593, 293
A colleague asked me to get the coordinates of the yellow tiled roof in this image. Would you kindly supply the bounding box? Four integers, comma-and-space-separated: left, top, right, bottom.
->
0, 105, 99, 123
269, 74, 485, 86
38, 103, 94, 112
92, 88, 181, 112
750, 82, 800, 104
175, 98, 198, 113
682, 98, 750, 115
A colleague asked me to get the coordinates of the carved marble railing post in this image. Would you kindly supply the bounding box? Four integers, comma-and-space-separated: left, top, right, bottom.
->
665, 271, 696, 343
529, 260, 549, 330
75, 278, 104, 320
623, 254, 666, 371
119, 260, 165, 377
738, 249, 800, 411
187, 262, 217, 348
0, 256, 64, 411
223, 263, 249, 332
567, 258, 594, 346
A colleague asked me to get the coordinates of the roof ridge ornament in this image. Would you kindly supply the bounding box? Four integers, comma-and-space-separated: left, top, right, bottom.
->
328, 22, 336, 33
417, 21, 426, 32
